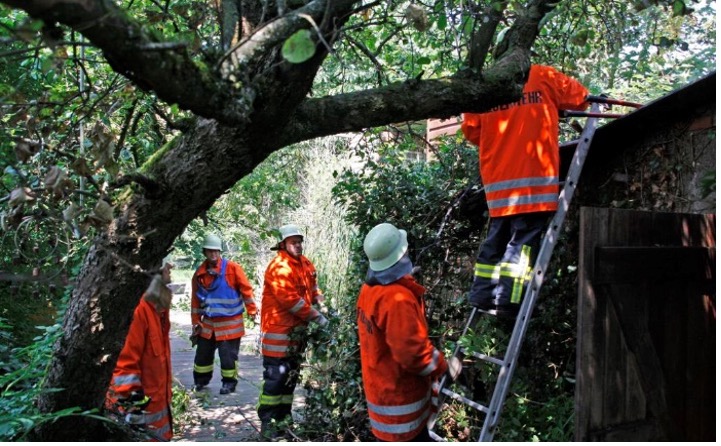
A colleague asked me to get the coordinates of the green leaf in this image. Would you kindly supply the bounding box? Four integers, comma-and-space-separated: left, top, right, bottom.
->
281, 29, 316, 64
672, 0, 685, 16
436, 13, 447, 30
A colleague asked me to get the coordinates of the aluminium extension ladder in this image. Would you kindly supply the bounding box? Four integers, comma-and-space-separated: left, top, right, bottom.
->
429, 96, 642, 442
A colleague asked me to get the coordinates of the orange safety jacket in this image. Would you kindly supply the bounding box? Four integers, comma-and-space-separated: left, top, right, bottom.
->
191, 258, 257, 341
260, 250, 323, 358
357, 275, 448, 442
106, 297, 173, 441
461, 64, 589, 217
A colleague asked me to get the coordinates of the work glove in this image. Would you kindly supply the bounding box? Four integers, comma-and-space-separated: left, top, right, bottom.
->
118, 389, 151, 413
313, 313, 329, 327
190, 324, 201, 347
447, 356, 463, 381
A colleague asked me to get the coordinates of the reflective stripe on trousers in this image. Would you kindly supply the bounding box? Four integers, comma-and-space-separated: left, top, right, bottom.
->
468, 213, 548, 306
473, 244, 532, 304
193, 335, 241, 385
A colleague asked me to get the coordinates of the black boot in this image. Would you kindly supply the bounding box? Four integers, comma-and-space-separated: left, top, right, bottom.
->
219, 382, 236, 394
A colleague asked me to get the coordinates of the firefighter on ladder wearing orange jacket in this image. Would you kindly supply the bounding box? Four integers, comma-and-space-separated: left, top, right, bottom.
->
461, 64, 589, 318
191, 234, 257, 395
106, 263, 174, 441
357, 223, 461, 442
258, 224, 328, 439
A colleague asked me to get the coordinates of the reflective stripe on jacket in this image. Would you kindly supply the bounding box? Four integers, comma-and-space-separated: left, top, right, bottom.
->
192, 257, 257, 342
106, 297, 173, 441
357, 275, 448, 441
260, 250, 322, 358
461, 64, 589, 217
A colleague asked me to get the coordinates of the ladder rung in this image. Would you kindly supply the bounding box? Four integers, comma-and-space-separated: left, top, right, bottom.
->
460, 347, 504, 366
440, 388, 489, 413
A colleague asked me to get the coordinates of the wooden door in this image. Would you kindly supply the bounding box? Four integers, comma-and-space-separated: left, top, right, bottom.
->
575, 207, 715, 441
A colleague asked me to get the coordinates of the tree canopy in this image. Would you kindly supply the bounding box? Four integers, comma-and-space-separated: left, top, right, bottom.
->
0, 0, 714, 440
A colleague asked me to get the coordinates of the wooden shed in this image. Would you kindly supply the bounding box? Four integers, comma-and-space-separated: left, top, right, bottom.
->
574, 72, 715, 441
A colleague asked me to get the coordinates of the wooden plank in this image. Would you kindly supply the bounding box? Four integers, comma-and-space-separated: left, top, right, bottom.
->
609, 281, 681, 440
426, 117, 461, 140
594, 246, 715, 283
603, 286, 632, 426
576, 207, 610, 440
684, 293, 716, 441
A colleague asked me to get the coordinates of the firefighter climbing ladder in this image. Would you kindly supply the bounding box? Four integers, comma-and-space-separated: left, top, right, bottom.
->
429, 96, 642, 442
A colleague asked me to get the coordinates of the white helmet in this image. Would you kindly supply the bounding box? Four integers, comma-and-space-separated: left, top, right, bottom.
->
279, 224, 304, 242
271, 224, 304, 250
202, 234, 223, 251
363, 223, 408, 272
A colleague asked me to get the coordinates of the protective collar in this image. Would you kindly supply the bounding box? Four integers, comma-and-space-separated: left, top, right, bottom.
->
365, 254, 413, 285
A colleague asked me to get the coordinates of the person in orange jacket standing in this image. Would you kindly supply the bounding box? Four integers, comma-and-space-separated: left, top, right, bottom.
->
357, 223, 460, 442
461, 64, 589, 318
257, 224, 328, 439
191, 234, 257, 395
106, 263, 174, 441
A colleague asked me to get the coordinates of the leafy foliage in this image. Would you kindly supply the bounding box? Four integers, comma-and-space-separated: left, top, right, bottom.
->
0, 296, 104, 441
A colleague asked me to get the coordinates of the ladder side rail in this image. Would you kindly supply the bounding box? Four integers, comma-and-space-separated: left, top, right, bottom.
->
478, 104, 602, 441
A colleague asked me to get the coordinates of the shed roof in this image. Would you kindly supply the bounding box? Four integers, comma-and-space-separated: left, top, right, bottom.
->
563, 71, 716, 169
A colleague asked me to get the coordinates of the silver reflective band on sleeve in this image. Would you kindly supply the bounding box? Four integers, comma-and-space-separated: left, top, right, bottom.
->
288, 299, 306, 314
308, 308, 320, 321
367, 392, 429, 416
418, 349, 440, 377
484, 176, 557, 193
487, 193, 559, 210
112, 374, 141, 386
369, 408, 431, 435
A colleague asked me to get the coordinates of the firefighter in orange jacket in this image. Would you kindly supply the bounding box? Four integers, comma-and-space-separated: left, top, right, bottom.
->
357, 223, 459, 442
106, 263, 174, 441
258, 224, 328, 438
191, 234, 257, 394
461, 64, 589, 317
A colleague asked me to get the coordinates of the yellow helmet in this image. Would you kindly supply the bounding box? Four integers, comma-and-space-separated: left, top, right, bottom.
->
363, 223, 408, 272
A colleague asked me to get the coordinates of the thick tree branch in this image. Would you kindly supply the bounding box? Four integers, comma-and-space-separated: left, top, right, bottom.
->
280, 65, 524, 146
220, 0, 357, 70
1, 0, 251, 124
468, 1, 508, 71
281, 0, 558, 146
